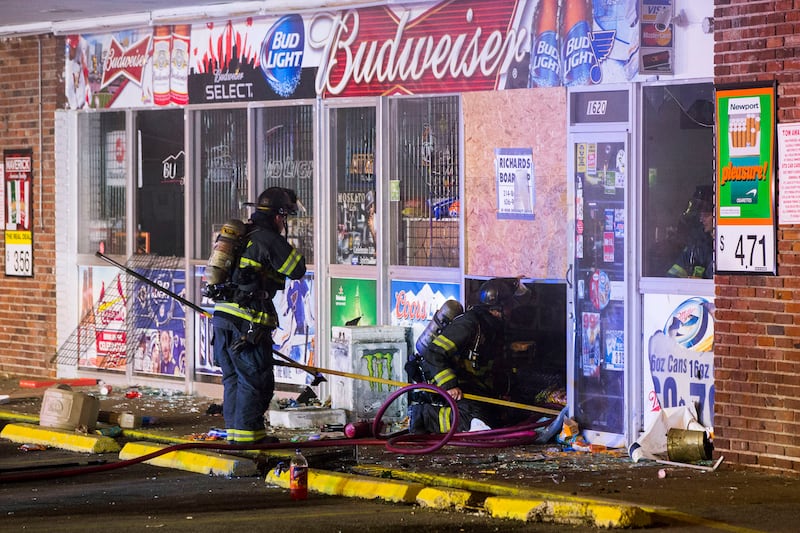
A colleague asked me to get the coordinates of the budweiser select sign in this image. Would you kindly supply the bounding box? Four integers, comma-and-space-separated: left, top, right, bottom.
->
65, 0, 642, 109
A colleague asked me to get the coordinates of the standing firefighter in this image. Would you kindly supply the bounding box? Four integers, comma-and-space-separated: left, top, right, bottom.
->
212, 187, 306, 445
408, 278, 521, 434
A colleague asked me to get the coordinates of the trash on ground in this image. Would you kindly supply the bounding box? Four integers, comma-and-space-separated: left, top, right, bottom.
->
19, 443, 47, 452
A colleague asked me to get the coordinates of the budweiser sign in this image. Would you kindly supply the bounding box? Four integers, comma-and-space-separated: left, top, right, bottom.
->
310, 1, 526, 97
101, 35, 152, 89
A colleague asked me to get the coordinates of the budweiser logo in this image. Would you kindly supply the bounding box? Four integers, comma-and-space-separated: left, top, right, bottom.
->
101, 35, 152, 89
310, 4, 526, 96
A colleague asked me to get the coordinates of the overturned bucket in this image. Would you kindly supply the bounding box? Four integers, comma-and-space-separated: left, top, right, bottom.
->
667, 428, 713, 463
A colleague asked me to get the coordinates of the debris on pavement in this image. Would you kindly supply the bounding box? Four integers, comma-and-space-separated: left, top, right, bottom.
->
19, 443, 47, 452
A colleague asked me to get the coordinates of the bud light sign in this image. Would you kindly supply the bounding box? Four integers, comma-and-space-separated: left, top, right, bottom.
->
260, 15, 305, 98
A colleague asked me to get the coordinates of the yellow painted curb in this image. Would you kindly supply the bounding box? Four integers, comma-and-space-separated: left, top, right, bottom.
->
119, 441, 258, 477
353, 464, 655, 528
416, 486, 472, 509
484, 496, 652, 528
0, 422, 120, 453
0, 409, 40, 424
267, 468, 423, 504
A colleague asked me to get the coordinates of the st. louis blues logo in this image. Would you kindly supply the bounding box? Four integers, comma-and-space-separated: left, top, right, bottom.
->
589, 30, 616, 84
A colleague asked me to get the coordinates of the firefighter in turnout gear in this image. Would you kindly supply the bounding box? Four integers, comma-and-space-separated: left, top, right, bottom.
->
408, 279, 517, 434
212, 187, 306, 445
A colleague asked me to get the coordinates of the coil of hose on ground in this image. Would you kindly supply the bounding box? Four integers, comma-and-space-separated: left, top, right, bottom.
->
371, 382, 557, 455
372, 383, 459, 455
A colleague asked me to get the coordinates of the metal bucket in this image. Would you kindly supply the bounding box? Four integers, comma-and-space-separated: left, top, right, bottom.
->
667, 428, 713, 463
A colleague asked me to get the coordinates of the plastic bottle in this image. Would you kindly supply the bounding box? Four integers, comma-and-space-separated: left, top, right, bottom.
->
289, 448, 308, 500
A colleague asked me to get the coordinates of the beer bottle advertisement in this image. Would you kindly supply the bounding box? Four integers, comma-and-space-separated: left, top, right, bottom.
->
529, 0, 561, 87
62, 1, 650, 108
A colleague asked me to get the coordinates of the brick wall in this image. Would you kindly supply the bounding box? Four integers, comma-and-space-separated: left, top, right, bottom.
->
0, 35, 63, 378
714, 1, 800, 475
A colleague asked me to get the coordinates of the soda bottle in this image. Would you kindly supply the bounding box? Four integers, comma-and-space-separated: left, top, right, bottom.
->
559, 0, 596, 86
289, 448, 308, 500
529, 0, 561, 87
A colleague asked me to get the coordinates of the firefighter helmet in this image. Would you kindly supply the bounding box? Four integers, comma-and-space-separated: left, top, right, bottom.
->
256, 187, 298, 216
478, 279, 514, 309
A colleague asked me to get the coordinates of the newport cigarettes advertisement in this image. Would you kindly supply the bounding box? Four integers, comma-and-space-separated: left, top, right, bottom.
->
642, 294, 715, 433
714, 84, 776, 274
4, 149, 33, 277
495, 148, 535, 220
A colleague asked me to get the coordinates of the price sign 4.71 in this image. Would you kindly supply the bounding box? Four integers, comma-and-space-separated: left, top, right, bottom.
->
716, 224, 775, 273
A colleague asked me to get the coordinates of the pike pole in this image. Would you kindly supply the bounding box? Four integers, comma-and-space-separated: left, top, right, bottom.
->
272, 351, 561, 417
96, 252, 559, 417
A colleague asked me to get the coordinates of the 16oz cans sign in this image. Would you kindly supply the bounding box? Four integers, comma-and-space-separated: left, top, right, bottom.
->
643, 294, 715, 432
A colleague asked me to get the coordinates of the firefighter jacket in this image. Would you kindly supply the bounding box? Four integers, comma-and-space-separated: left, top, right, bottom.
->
418, 305, 504, 398
213, 211, 306, 329
667, 224, 713, 279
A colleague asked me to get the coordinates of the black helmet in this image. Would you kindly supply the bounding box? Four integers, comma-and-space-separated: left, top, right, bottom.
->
478, 279, 514, 309
687, 185, 714, 216
257, 187, 298, 216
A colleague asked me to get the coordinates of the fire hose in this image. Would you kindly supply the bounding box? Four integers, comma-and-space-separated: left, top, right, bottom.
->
271, 353, 561, 416
95, 251, 560, 418
4, 253, 562, 483
0, 381, 559, 483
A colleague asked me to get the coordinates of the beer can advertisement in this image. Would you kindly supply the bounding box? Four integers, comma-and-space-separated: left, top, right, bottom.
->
331, 278, 377, 328
642, 294, 715, 433
65, 0, 650, 109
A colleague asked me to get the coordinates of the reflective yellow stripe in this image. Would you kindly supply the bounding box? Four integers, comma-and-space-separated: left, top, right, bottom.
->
228, 428, 267, 443
432, 335, 456, 353
214, 302, 276, 327
278, 249, 302, 275
668, 264, 687, 277
433, 368, 456, 388
438, 407, 452, 433
240, 256, 261, 268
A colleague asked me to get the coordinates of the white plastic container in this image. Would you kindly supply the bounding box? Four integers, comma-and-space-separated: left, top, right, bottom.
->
39, 385, 100, 431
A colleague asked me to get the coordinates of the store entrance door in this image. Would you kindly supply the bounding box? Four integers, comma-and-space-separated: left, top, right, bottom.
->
569, 132, 628, 448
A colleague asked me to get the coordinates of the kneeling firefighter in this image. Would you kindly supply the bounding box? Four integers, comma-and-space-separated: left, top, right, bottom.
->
212, 187, 307, 444
406, 278, 524, 434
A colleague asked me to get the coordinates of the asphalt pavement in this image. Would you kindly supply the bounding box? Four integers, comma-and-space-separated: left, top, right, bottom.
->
1, 382, 800, 531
